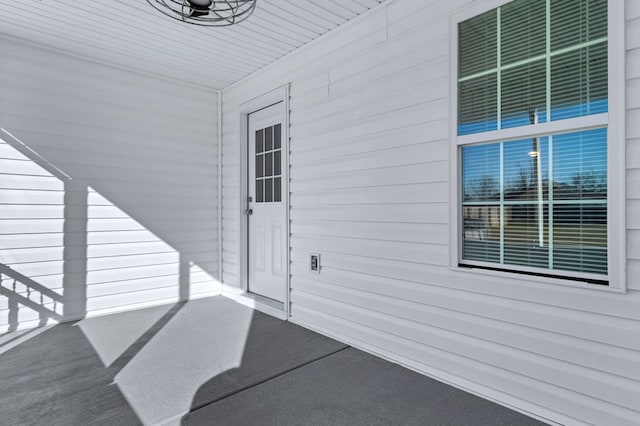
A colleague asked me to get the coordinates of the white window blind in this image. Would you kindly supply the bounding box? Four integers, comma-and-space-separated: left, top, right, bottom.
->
457, 0, 609, 281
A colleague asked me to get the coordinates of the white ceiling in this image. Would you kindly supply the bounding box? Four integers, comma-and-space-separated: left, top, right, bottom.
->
0, 0, 387, 90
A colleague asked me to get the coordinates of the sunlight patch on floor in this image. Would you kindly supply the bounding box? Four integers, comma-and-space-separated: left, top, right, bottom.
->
78, 303, 173, 367
113, 302, 254, 425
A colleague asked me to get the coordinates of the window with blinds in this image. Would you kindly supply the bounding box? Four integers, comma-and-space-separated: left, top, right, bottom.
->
457, 0, 609, 282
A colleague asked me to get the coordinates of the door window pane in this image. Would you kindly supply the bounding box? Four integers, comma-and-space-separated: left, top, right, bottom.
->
265, 126, 273, 151
256, 179, 264, 203
274, 124, 282, 149
274, 177, 282, 202
265, 178, 273, 203
255, 129, 264, 154
274, 151, 281, 176
255, 124, 284, 204
256, 154, 264, 178
265, 152, 273, 177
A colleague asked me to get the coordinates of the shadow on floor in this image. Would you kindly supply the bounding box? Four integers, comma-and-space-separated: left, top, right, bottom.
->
1, 296, 545, 426
0, 301, 189, 425
0, 296, 344, 425
0, 318, 141, 425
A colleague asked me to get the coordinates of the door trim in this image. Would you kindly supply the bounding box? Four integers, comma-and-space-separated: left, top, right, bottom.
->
238, 84, 291, 319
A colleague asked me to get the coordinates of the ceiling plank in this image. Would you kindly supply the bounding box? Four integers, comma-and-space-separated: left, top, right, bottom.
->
0, 0, 386, 89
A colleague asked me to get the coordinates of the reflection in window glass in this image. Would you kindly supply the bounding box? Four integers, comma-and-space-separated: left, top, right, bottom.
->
459, 74, 498, 135
501, 0, 545, 65
458, 9, 497, 78
461, 129, 607, 276
553, 128, 607, 200
458, 0, 608, 135
463, 206, 501, 263
550, 0, 607, 51
503, 204, 549, 268
503, 137, 549, 202
553, 204, 607, 274
462, 143, 500, 202
501, 60, 547, 128
551, 43, 608, 121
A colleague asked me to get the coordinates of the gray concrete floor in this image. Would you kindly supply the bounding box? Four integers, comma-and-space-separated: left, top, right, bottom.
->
0, 296, 546, 426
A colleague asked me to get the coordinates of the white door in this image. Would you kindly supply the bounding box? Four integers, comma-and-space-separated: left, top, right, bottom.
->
247, 102, 286, 302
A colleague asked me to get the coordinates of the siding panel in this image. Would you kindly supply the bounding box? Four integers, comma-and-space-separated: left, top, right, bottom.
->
222, 1, 640, 424
0, 38, 220, 332
291, 285, 640, 409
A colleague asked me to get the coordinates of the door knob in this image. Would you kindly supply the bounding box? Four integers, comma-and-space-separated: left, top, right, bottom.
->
245, 208, 253, 216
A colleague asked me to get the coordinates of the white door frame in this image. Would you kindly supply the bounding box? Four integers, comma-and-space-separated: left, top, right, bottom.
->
238, 84, 291, 319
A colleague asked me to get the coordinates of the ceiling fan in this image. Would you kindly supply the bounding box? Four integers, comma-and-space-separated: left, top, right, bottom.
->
147, 0, 257, 26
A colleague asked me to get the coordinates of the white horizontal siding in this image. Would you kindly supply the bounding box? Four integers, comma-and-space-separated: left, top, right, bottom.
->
627, 9, 640, 288
0, 37, 220, 332
222, 0, 640, 424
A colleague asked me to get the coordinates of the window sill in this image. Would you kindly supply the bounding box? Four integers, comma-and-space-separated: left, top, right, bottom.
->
449, 264, 626, 294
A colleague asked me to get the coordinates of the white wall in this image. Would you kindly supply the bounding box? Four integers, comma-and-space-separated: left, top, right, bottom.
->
221, 0, 640, 424
0, 37, 220, 332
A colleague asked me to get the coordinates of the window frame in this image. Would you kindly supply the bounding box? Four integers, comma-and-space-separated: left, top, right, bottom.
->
449, 0, 626, 291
